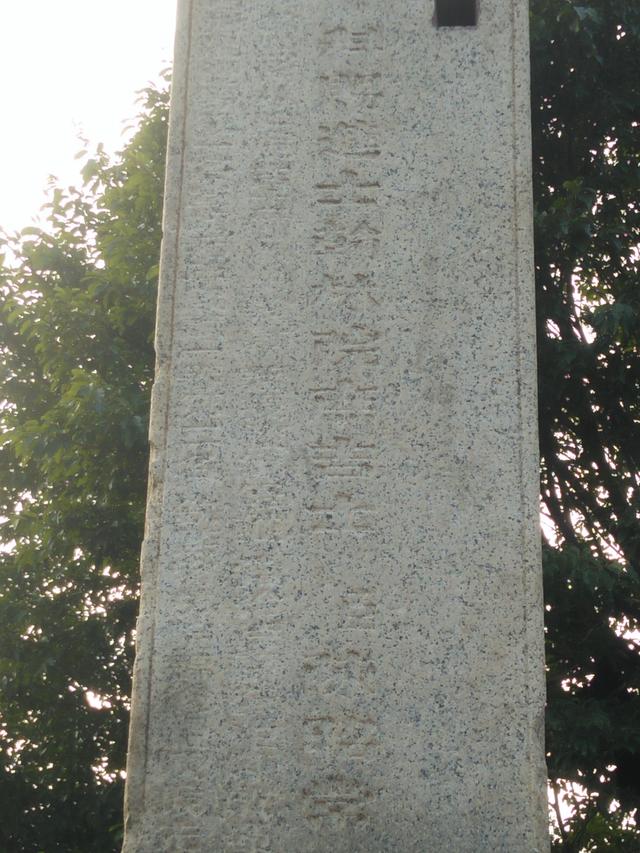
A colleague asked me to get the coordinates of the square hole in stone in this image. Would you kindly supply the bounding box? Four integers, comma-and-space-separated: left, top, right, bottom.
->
436, 0, 478, 27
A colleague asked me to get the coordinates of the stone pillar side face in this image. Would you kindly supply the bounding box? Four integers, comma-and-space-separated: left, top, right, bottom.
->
124, 0, 549, 850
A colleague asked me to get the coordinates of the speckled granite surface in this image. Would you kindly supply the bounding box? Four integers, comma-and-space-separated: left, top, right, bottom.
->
123, 1, 549, 850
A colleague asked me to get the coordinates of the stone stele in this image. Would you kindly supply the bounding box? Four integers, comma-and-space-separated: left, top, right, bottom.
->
123, 0, 549, 850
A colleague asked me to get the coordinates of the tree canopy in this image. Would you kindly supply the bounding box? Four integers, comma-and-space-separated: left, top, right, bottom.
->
0, 79, 168, 851
0, 2, 638, 849
531, 0, 640, 847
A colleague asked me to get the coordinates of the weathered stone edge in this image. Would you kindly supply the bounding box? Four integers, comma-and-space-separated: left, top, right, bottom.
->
122, 2, 195, 848
512, 0, 550, 848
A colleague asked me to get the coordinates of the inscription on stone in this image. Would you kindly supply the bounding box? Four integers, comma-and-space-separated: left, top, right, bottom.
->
123, 1, 549, 850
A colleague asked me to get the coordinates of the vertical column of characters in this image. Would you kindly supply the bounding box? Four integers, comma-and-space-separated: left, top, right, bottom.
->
205, 360, 296, 848
307, 19, 384, 540
137, 3, 300, 850
301, 12, 385, 832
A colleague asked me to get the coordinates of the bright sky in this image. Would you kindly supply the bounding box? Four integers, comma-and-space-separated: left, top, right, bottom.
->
0, 0, 177, 234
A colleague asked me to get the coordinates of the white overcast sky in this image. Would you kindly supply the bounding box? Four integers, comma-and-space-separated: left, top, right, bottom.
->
0, 0, 178, 233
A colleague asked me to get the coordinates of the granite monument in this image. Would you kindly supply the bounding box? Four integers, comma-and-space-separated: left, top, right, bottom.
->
123, 0, 549, 849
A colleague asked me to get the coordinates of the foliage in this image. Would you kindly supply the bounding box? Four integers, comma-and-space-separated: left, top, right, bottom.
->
531, 0, 640, 846
0, 77, 168, 851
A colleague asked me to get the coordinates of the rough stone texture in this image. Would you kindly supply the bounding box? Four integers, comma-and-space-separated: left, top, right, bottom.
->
123, 0, 549, 850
